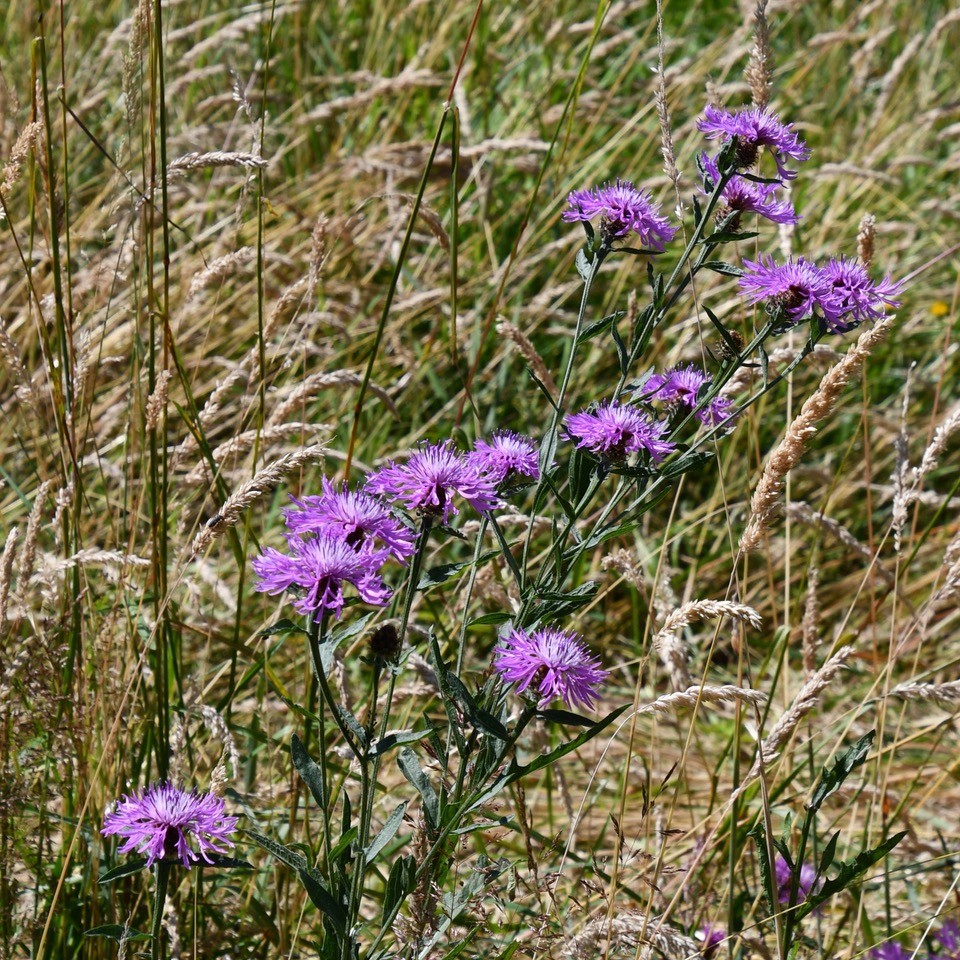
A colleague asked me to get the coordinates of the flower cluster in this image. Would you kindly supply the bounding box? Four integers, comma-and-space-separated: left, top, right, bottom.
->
562, 179, 677, 251
740, 254, 902, 332
494, 625, 608, 710
565, 400, 675, 462
699, 151, 799, 226
698, 105, 810, 181
466, 430, 540, 487
641, 364, 736, 427
102, 782, 237, 868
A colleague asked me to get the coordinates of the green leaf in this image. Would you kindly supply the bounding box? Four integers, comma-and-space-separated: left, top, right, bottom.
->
796, 831, 907, 921
702, 260, 744, 277
364, 801, 408, 862
246, 830, 347, 933
373, 728, 431, 756
328, 826, 358, 865
398, 747, 440, 830
535, 580, 599, 619
85, 925, 151, 942
467, 612, 512, 627
818, 830, 841, 876
291, 734, 326, 810
382, 854, 417, 924
749, 822, 776, 916
809, 731, 875, 812
258, 618, 306, 639
201, 853, 253, 869
417, 553, 497, 590
98, 859, 148, 884
659, 450, 714, 482
575, 248, 592, 282
580, 311, 619, 341
535, 708, 599, 727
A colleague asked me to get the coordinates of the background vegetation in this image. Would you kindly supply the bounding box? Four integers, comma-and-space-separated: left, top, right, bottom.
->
0, 0, 958, 957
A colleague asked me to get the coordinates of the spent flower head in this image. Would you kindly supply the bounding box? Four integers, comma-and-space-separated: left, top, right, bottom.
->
253, 534, 391, 619
566, 401, 675, 462
366, 440, 499, 523
283, 478, 415, 562
698, 105, 810, 181
820, 256, 903, 332
740, 254, 841, 328
494, 626, 607, 710
467, 431, 540, 487
562, 179, 677, 251
102, 782, 237, 868
699, 151, 799, 226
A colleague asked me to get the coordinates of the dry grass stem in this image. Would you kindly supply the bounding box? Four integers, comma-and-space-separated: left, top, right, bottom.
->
721, 343, 840, 397
746, 1, 773, 110
0, 120, 43, 210
0, 528, 20, 629
740, 317, 894, 552
187, 248, 256, 299
635, 683, 767, 718
786, 501, 896, 586
167, 150, 268, 180
145, 370, 172, 431
569, 912, 703, 960
653, 600, 762, 690
801, 562, 821, 677
655, 2, 680, 192
191, 443, 328, 554
267, 371, 396, 425
886, 679, 960, 708
857, 213, 876, 267
496, 319, 559, 398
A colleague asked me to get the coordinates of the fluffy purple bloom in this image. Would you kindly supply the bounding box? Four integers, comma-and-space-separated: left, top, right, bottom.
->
740, 255, 841, 327
699, 152, 799, 224
494, 626, 608, 710
366, 441, 499, 523
775, 855, 819, 905
641, 365, 737, 428
283, 478, 415, 562
820, 256, 903, 332
562, 179, 677, 251
102, 782, 237, 868
699, 925, 725, 958
868, 943, 911, 960
566, 401, 676, 462
467, 431, 540, 486
698, 105, 810, 181
253, 534, 391, 618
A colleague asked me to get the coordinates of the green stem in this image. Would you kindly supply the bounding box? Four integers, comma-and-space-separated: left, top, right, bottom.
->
151, 860, 171, 960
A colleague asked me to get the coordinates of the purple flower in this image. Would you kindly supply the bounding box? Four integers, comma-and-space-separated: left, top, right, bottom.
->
366, 441, 499, 523
494, 626, 608, 710
699, 152, 799, 225
775, 855, 819, 905
566, 401, 676, 462
467, 431, 540, 486
283, 478, 415, 562
102, 782, 237, 868
698, 105, 810, 181
699, 924, 725, 958
938, 920, 960, 956
868, 943, 912, 960
253, 534, 391, 619
562, 179, 677, 251
641, 365, 737, 428
740, 255, 841, 327
820, 256, 903, 332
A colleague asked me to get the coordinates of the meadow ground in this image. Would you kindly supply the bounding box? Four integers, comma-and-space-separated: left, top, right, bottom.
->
0, 0, 959, 958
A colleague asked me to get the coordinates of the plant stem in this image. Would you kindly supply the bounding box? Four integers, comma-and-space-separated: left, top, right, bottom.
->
151, 861, 171, 960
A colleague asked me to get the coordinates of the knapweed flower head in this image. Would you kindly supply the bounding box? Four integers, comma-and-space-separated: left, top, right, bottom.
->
699, 152, 799, 225
868, 943, 911, 960
494, 625, 608, 710
467, 431, 540, 486
820, 256, 903, 332
283, 478, 415, 562
562, 179, 677, 251
641, 364, 736, 427
102, 782, 237, 868
365, 440, 499, 523
566, 400, 676, 462
253, 534, 391, 619
937, 920, 960, 958
740, 254, 841, 328
775, 855, 819, 905
699, 925, 725, 958
698, 105, 810, 181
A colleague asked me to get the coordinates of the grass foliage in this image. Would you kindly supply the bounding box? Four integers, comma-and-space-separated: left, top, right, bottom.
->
0, 0, 958, 958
